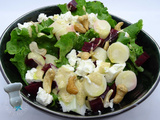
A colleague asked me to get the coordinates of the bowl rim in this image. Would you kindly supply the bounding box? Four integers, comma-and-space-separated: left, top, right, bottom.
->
0, 4, 160, 119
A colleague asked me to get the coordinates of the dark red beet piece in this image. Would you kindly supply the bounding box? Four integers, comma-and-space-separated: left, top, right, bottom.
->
41, 55, 46, 60
105, 29, 118, 43
52, 81, 57, 89
42, 63, 57, 73
82, 42, 95, 52
67, 0, 77, 12
89, 97, 104, 112
25, 58, 38, 68
100, 83, 116, 100
109, 83, 116, 100
24, 82, 42, 97
81, 38, 104, 52
91, 38, 105, 47
42, 63, 53, 72
135, 51, 150, 66
100, 86, 110, 99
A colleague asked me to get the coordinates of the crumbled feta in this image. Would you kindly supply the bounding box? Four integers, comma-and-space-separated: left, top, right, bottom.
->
105, 63, 126, 83
75, 59, 95, 76
36, 87, 53, 106
17, 22, 34, 30
53, 11, 78, 25
37, 13, 48, 22
66, 49, 77, 66
94, 60, 110, 74
59, 96, 87, 115
88, 13, 98, 28
59, 96, 77, 113
74, 104, 88, 116
52, 11, 98, 28
25, 68, 41, 83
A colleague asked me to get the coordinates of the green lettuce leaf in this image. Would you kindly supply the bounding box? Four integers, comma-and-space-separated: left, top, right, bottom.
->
5, 19, 58, 85
116, 32, 130, 45
5, 28, 31, 55
54, 32, 77, 67
86, 1, 116, 27
10, 48, 29, 85
123, 19, 143, 39
74, 29, 99, 50
72, 0, 86, 16
58, 3, 68, 14
58, 0, 117, 27
5, 28, 32, 84
54, 28, 99, 67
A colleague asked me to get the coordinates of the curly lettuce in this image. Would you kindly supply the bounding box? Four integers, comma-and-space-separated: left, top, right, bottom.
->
5, 19, 57, 85
58, 0, 117, 27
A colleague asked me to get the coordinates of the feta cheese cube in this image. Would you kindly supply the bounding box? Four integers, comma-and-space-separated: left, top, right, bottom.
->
17, 22, 33, 30
36, 87, 53, 106
105, 63, 126, 83
66, 49, 77, 66
94, 60, 110, 74
88, 13, 98, 28
75, 59, 95, 76
25, 68, 41, 84
37, 13, 48, 22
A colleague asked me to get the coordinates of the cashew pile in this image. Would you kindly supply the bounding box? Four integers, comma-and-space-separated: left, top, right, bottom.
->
74, 15, 89, 33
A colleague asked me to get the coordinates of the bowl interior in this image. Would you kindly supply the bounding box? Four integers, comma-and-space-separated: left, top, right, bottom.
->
0, 5, 160, 119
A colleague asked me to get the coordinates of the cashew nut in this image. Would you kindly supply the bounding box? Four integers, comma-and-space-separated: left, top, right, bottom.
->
77, 52, 91, 60
114, 22, 124, 31
113, 84, 128, 104
74, 23, 86, 33
43, 68, 55, 94
103, 41, 109, 51
28, 52, 45, 66
29, 41, 47, 56
66, 75, 79, 95
78, 15, 89, 30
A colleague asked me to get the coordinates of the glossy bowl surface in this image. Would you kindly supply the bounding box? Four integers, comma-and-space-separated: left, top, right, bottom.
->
0, 5, 160, 119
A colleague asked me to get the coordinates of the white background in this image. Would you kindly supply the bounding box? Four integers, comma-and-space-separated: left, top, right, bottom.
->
0, 0, 160, 120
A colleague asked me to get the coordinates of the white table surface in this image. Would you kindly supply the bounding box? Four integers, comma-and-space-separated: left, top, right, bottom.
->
0, 0, 160, 120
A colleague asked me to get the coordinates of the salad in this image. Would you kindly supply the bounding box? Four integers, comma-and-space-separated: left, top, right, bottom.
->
5, 0, 150, 116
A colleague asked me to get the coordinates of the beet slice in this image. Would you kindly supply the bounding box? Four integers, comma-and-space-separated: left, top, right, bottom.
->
42, 63, 53, 72
82, 38, 104, 52
105, 29, 118, 43
89, 97, 104, 112
42, 63, 57, 73
135, 51, 150, 66
109, 83, 116, 100
67, 0, 77, 12
25, 58, 38, 68
24, 82, 42, 97
52, 81, 57, 89
100, 83, 116, 100
100, 86, 110, 99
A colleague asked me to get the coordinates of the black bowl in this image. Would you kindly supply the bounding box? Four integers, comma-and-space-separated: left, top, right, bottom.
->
0, 5, 160, 119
